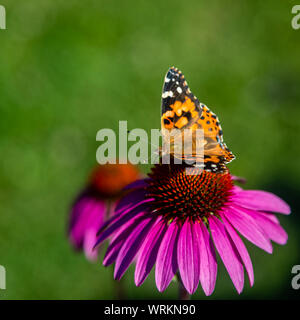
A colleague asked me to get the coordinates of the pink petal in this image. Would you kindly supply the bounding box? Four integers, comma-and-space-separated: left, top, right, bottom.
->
94, 205, 148, 248
155, 220, 179, 292
70, 198, 105, 248
124, 179, 150, 190
103, 216, 143, 266
232, 190, 291, 215
114, 189, 149, 214
114, 215, 156, 280
231, 176, 247, 184
232, 186, 243, 193
194, 220, 217, 296
238, 208, 288, 245
83, 202, 107, 261
83, 229, 99, 261
177, 219, 200, 294
259, 212, 280, 224
225, 206, 273, 253
209, 216, 244, 294
221, 213, 254, 286
135, 217, 167, 286
97, 197, 154, 236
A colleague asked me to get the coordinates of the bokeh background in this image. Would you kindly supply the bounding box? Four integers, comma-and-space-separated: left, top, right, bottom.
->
0, 0, 300, 299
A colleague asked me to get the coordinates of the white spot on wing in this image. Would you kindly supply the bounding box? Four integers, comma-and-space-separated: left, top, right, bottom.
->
162, 91, 174, 98
176, 87, 183, 94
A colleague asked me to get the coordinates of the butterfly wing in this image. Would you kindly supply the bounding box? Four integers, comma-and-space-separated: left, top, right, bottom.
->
196, 104, 235, 171
161, 67, 204, 164
161, 67, 235, 172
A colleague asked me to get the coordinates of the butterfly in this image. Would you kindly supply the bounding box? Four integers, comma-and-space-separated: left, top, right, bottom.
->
161, 66, 235, 172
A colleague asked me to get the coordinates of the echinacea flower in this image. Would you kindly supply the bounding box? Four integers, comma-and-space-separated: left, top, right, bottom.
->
95, 164, 290, 295
68, 163, 140, 261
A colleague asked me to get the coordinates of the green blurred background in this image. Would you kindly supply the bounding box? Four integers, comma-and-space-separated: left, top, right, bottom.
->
0, 0, 300, 299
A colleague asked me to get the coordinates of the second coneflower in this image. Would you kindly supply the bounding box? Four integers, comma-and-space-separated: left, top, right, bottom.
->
95, 164, 290, 295
68, 163, 140, 261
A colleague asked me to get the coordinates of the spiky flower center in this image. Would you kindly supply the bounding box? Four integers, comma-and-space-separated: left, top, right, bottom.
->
146, 164, 233, 221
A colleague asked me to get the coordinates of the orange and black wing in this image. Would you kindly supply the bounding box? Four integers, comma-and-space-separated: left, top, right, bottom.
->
161, 67, 235, 172
161, 67, 201, 131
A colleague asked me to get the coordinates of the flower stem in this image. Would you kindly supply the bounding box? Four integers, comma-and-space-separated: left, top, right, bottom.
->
178, 278, 191, 300
115, 279, 126, 300
111, 267, 126, 299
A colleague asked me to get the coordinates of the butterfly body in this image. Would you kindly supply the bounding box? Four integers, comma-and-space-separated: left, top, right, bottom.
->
161, 67, 235, 172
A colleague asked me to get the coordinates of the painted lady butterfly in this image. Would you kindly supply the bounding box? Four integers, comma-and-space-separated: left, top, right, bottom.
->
161, 67, 235, 172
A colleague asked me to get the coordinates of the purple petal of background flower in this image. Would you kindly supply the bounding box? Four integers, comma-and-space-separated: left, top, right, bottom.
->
69, 194, 106, 261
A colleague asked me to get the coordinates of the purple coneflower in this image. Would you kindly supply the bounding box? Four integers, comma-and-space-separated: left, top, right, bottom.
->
68, 163, 140, 261
95, 164, 290, 295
